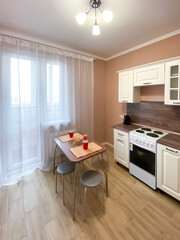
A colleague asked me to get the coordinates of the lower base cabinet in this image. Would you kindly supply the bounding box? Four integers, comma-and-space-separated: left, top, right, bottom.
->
114, 129, 129, 168
157, 143, 180, 201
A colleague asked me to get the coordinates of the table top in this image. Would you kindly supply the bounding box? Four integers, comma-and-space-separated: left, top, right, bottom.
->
54, 134, 107, 163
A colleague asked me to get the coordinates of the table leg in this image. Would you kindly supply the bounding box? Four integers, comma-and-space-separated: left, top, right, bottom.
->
105, 151, 110, 172
73, 163, 78, 220
101, 152, 108, 197
53, 144, 59, 174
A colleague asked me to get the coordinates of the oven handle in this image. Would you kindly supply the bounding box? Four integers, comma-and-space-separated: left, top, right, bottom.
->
166, 147, 178, 154
118, 139, 124, 143
129, 142, 156, 153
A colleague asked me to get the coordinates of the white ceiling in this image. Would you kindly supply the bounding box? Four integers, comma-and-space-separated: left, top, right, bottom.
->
0, 0, 180, 60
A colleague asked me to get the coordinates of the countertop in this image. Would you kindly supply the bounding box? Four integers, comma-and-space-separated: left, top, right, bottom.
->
113, 123, 180, 150
157, 133, 180, 151
112, 123, 140, 132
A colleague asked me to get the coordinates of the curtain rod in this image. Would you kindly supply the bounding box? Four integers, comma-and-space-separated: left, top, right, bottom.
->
0, 33, 95, 60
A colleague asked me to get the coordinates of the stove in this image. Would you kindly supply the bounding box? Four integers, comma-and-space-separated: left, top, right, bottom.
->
130, 127, 168, 153
129, 127, 168, 190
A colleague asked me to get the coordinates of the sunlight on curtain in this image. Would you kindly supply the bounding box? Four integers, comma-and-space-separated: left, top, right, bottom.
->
0, 35, 94, 186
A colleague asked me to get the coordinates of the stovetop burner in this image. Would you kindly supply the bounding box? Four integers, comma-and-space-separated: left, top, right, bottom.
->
146, 133, 159, 138
153, 130, 163, 135
141, 127, 152, 131
136, 130, 145, 133
130, 127, 168, 152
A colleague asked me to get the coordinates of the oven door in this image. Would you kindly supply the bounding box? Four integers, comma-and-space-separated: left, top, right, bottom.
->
130, 143, 155, 176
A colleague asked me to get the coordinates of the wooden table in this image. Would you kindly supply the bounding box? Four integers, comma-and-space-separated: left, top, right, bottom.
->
53, 134, 108, 220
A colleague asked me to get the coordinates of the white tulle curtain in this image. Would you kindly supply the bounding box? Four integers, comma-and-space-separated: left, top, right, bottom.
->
0, 35, 94, 186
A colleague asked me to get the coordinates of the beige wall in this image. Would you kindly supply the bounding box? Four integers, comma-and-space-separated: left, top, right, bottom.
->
141, 85, 164, 102
94, 59, 106, 142
105, 34, 180, 144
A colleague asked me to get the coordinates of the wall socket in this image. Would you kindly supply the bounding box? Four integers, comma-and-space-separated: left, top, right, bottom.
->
119, 115, 124, 119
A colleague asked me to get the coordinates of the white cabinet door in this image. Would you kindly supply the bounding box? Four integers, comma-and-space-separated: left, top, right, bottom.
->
165, 59, 180, 105
114, 129, 129, 168
157, 144, 180, 201
118, 70, 140, 103
134, 63, 164, 86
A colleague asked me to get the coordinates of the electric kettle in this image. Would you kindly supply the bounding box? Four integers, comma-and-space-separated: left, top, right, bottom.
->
123, 115, 131, 125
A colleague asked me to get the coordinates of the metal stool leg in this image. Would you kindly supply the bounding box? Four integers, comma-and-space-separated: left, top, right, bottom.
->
62, 175, 65, 205
96, 186, 98, 197
84, 187, 88, 222
102, 183, 105, 214
55, 171, 58, 193
80, 182, 82, 203
70, 172, 73, 184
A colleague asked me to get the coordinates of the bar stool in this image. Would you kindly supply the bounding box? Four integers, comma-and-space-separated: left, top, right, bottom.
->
55, 160, 75, 205
80, 170, 105, 222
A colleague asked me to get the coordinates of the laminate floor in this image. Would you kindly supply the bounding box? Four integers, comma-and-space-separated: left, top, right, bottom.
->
0, 146, 180, 240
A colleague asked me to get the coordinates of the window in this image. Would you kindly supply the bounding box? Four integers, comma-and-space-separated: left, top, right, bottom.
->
10, 58, 37, 165
47, 63, 60, 104
11, 58, 32, 105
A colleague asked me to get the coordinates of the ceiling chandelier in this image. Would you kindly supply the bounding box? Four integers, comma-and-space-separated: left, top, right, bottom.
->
76, 0, 113, 36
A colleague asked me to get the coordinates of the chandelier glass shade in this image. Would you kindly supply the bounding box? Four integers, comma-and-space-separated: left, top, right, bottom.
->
76, 0, 113, 35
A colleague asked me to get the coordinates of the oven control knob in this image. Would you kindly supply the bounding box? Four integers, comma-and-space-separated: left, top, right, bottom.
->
150, 143, 153, 147
146, 142, 149, 146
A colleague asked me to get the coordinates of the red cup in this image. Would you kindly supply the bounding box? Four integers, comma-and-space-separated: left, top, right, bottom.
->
68, 131, 74, 138
83, 140, 88, 150
83, 134, 87, 140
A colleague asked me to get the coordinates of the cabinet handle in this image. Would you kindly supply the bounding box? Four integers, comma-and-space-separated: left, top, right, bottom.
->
173, 102, 180, 104
166, 147, 178, 154
118, 139, 124, 143
143, 82, 151, 85
122, 100, 128, 103
118, 133, 124, 136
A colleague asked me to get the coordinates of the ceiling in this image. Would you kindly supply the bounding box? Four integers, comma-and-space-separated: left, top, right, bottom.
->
0, 0, 180, 60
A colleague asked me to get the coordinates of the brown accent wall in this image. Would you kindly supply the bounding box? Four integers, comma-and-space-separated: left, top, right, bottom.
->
94, 59, 106, 142
105, 34, 180, 144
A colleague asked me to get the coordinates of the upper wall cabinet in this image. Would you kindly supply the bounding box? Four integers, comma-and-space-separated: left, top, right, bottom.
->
118, 70, 140, 103
134, 63, 165, 86
165, 59, 180, 105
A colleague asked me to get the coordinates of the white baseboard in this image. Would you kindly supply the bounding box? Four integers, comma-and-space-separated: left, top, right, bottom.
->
102, 142, 114, 148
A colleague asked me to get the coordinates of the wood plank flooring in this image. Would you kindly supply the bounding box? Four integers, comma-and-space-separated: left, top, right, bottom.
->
0, 146, 180, 240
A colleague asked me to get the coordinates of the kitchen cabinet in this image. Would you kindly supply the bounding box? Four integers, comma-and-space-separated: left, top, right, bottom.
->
134, 63, 164, 86
114, 129, 129, 168
118, 70, 140, 103
165, 59, 180, 105
157, 143, 180, 201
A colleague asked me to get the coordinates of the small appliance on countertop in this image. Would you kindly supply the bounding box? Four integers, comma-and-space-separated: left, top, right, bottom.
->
123, 115, 131, 125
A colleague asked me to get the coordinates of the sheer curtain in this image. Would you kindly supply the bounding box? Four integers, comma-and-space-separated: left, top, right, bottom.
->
0, 35, 94, 186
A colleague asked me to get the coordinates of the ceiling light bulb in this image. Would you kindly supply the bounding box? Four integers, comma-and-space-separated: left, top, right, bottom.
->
92, 23, 100, 35
76, 12, 87, 25
102, 10, 113, 23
